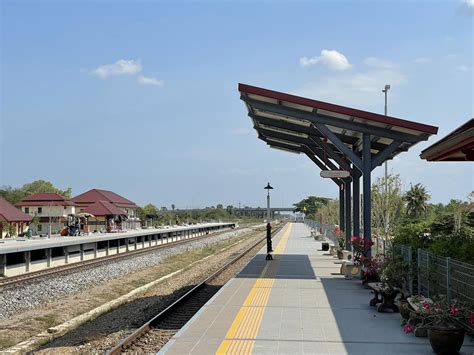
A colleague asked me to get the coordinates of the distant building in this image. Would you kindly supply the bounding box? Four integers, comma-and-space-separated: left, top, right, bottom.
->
72, 189, 140, 231
16, 193, 76, 235
82, 200, 128, 232
0, 196, 32, 238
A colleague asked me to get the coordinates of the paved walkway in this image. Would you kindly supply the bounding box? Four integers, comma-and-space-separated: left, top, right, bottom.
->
160, 223, 474, 354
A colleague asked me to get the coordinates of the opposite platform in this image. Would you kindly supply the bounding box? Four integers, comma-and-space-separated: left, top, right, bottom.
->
160, 223, 474, 354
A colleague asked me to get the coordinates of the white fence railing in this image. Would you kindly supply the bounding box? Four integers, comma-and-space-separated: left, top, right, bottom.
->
304, 219, 338, 245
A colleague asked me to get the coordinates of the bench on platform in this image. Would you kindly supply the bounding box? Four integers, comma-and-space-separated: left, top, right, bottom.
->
311, 230, 323, 241
368, 282, 400, 313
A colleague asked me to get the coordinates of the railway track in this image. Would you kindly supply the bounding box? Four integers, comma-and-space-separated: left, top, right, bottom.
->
0, 225, 256, 288
107, 224, 283, 355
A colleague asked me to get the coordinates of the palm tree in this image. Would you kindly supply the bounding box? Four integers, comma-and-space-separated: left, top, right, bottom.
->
405, 183, 430, 218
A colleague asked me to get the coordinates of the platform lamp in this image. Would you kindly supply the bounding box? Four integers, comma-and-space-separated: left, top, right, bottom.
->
264, 182, 274, 223
264, 182, 274, 260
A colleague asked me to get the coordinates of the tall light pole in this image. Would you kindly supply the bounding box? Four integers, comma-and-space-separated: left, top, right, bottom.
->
382, 84, 390, 252
382, 84, 390, 183
264, 182, 273, 223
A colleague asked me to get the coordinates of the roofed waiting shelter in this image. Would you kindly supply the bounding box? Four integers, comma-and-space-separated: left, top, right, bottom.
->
238, 83, 439, 250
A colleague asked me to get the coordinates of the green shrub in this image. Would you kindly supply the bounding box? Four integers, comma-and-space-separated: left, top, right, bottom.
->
394, 220, 431, 250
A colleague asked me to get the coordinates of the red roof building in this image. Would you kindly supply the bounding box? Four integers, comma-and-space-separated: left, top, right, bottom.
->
72, 189, 138, 210
72, 189, 140, 231
83, 201, 127, 216
0, 196, 32, 238
16, 193, 77, 236
16, 193, 76, 207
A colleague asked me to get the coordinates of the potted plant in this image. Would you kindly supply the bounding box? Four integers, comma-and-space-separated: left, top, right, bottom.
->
351, 236, 373, 264
350, 236, 374, 279
360, 254, 383, 286
405, 295, 474, 354
335, 227, 345, 259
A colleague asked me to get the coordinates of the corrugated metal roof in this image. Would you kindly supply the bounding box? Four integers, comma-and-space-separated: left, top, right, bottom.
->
0, 197, 33, 222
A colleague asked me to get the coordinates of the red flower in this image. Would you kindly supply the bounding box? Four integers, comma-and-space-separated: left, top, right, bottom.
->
403, 324, 415, 334
449, 306, 459, 315
422, 303, 430, 310
335, 227, 341, 233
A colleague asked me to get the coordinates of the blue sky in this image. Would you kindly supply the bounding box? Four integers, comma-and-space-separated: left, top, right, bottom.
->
1, 0, 473, 208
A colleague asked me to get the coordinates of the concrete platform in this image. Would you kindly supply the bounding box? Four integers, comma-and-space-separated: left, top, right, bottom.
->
160, 223, 474, 354
0, 223, 235, 277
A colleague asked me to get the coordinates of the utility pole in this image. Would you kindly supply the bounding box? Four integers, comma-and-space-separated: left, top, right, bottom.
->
382, 84, 390, 252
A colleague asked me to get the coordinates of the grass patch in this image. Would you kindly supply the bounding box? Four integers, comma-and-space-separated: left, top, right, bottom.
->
34, 314, 57, 328
0, 336, 16, 349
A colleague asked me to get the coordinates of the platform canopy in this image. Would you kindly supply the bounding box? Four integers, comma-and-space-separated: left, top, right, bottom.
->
420, 119, 473, 162
239, 83, 438, 249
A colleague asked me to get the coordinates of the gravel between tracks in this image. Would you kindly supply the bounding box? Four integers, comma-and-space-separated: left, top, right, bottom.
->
34, 229, 268, 354
0, 227, 254, 320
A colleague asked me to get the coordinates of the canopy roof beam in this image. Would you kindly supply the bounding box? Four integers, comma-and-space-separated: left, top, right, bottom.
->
246, 98, 425, 143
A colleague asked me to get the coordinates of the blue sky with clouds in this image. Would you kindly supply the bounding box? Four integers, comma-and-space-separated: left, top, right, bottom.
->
1, 0, 473, 208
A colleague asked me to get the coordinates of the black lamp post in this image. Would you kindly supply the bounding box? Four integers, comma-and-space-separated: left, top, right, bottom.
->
264, 182, 274, 260
264, 182, 273, 223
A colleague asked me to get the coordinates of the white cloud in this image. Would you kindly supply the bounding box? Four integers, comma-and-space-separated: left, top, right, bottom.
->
293, 68, 404, 108
300, 49, 352, 71
413, 57, 430, 64
364, 57, 396, 69
93, 59, 142, 78
462, 0, 474, 13
456, 65, 470, 71
137, 75, 164, 86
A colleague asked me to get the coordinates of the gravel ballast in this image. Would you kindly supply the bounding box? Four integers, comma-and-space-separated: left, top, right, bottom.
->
0, 227, 255, 320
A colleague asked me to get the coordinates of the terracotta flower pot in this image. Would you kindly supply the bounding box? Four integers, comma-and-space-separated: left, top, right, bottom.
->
428, 327, 465, 355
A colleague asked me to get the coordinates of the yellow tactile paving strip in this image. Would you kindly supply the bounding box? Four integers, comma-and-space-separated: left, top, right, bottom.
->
216, 223, 292, 354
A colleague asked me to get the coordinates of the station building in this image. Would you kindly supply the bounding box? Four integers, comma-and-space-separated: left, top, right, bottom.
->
0, 197, 32, 238
82, 200, 128, 232
16, 193, 76, 236
72, 189, 141, 230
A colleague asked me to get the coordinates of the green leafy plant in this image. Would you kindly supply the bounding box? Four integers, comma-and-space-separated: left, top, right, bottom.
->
408, 295, 474, 330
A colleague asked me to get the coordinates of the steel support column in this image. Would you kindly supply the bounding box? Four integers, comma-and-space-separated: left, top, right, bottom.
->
344, 178, 352, 249
353, 172, 360, 238
363, 133, 372, 256
339, 185, 345, 232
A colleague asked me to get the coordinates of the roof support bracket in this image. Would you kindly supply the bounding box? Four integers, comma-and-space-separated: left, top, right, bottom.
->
309, 136, 352, 172
313, 123, 364, 172
371, 140, 402, 170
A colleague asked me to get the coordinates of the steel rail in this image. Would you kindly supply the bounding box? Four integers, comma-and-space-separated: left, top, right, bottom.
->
107, 223, 284, 355
0, 225, 251, 288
